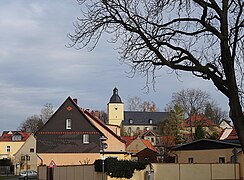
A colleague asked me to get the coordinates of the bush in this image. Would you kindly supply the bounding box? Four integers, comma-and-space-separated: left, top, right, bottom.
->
94, 158, 150, 179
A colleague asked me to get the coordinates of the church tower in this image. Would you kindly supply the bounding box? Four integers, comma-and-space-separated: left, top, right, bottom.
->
107, 87, 124, 127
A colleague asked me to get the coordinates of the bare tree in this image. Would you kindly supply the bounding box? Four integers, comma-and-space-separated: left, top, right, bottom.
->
168, 88, 225, 140
127, 96, 158, 111
40, 103, 54, 123
18, 115, 43, 133
171, 89, 211, 116
68, 0, 244, 149
18, 103, 54, 133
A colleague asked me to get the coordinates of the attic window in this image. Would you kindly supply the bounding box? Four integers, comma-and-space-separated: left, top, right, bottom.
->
83, 134, 89, 144
12, 135, 22, 141
149, 119, 153, 124
129, 119, 133, 124
66, 119, 71, 129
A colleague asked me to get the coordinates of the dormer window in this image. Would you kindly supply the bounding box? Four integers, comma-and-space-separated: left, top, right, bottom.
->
12, 135, 22, 141
66, 119, 71, 129
129, 119, 133, 124
149, 119, 153, 124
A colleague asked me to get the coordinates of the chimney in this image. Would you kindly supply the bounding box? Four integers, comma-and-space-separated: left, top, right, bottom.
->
73, 98, 78, 104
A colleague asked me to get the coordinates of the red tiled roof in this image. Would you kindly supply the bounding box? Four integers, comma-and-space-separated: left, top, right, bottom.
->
141, 139, 158, 153
225, 129, 239, 140
121, 136, 137, 147
183, 114, 215, 127
0, 131, 30, 142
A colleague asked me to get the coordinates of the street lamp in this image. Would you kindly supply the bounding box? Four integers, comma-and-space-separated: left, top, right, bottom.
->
100, 136, 107, 180
25, 154, 30, 178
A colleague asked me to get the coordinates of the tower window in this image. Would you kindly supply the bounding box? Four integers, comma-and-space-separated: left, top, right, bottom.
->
66, 119, 71, 129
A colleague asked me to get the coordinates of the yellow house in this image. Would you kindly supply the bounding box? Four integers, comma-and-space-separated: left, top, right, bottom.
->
171, 139, 241, 164
0, 131, 30, 160
13, 134, 37, 175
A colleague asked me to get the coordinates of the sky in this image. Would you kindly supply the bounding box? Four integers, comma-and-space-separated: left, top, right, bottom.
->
0, 0, 229, 133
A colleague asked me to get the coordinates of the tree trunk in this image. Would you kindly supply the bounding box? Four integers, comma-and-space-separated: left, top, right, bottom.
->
228, 90, 244, 151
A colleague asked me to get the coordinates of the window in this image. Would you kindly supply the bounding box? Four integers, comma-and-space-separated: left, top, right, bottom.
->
219, 157, 225, 163
129, 119, 133, 124
149, 119, 153, 124
83, 134, 89, 144
128, 127, 132, 135
136, 127, 140, 134
12, 135, 22, 141
30, 148, 35, 153
188, 157, 194, 163
66, 119, 71, 129
6, 146, 10, 153
151, 138, 154, 143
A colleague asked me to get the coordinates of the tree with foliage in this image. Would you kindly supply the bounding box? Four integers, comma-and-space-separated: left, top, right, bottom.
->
168, 88, 226, 140
160, 104, 186, 144
194, 122, 206, 140
69, 0, 244, 150
127, 96, 157, 112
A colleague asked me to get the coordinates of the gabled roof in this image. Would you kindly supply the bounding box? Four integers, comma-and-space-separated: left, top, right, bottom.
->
126, 137, 158, 153
84, 110, 126, 144
172, 139, 241, 151
183, 114, 215, 127
141, 139, 158, 153
219, 119, 232, 127
0, 131, 30, 142
140, 130, 156, 137
121, 136, 137, 147
36, 96, 103, 136
123, 111, 169, 125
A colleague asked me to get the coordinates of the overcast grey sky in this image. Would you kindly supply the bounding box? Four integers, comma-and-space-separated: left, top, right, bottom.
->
0, 0, 229, 133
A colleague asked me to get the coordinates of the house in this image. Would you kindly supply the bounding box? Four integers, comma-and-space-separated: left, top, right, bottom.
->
0, 131, 30, 160
13, 134, 37, 175
171, 139, 241, 163
107, 87, 170, 136
126, 137, 158, 162
139, 130, 157, 146
36, 97, 128, 166
182, 114, 221, 138
122, 111, 170, 136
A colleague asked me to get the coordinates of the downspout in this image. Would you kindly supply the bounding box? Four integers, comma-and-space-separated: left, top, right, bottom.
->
36, 153, 43, 165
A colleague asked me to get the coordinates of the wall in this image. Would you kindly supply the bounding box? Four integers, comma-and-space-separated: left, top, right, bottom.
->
0, 141, 25, 159
238, 151, 244, 180
38, 163, 240, 180
13, 135, 37, 175
174, 149, 241, 163
37, 153, 100, 166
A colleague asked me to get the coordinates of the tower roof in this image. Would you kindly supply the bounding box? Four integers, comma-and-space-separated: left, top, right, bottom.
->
109, 87, 122, 103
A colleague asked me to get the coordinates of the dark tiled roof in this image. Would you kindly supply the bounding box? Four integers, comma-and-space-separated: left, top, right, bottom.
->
172, 139, 241, 151
123, 111, 170, 125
